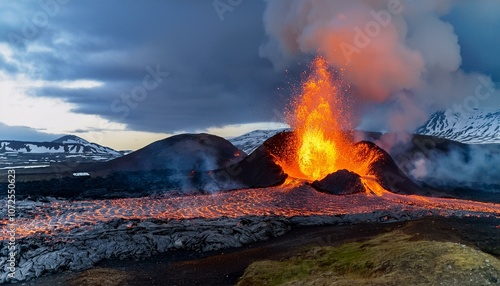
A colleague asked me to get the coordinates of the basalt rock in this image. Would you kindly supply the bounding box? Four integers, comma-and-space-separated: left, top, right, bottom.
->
220, 145, 288, 188
311, 169, 365, 195
353, 141, 437, 196
0, 217, 292, 284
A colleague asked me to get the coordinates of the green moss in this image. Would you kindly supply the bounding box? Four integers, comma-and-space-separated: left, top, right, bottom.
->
68, 268, 131, 286
237, 231, 500, 286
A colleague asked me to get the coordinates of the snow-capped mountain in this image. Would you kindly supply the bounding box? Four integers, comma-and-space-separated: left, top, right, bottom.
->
52, 135, 122, 156
0, 135, 123, 169
229, 129, 290, 154
0, 135, 121, 156
415, 109, 500, 144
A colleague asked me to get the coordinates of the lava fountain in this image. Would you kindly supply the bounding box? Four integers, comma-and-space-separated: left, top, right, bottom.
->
276, 57, 376, 182
290, 57, 350, 180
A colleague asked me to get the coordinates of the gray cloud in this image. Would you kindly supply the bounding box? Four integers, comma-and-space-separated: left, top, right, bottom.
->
1, 0, 293, 134
1, 0, 498, 136
0, 123, 62, 142
260, 0, 500, 134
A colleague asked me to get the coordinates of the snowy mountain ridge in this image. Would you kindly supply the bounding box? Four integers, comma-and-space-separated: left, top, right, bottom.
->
51, 135, 122, 155
228, 128, 290, 154
415, 109, 500, 144
0, 135, 124, 169
0, 135, 121, 156
52, 135, 94, 145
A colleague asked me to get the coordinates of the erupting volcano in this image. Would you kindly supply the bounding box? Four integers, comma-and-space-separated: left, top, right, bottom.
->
267, 57, 405, 196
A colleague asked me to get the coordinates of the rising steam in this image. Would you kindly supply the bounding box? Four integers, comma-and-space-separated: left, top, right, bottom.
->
260, 0, 500, 132
260, 0, 500, 192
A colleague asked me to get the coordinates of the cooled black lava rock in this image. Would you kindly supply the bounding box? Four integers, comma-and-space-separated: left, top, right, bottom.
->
230, 145, 288, 188
94, 133, 245, 173
353, 141, 436, 196
311, 169, 365, 195
205, 144, 288, 190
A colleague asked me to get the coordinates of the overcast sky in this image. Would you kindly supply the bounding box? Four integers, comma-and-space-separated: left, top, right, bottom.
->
0, 0, 499, 150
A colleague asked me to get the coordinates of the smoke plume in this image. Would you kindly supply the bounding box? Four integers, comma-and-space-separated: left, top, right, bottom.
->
260, 0, 500, 133
407, 145, 500, 187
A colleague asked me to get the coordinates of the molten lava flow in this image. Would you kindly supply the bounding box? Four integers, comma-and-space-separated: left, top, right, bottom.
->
284, 57, 353, 180
1, 186, 498, 241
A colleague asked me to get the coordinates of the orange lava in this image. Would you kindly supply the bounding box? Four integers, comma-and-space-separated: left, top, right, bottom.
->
1, 184, 498, 241
279, 57, 379, 181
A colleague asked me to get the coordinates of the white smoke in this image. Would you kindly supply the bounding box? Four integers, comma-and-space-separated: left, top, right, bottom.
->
407, 145, 500, 187
260, 0, 500, 133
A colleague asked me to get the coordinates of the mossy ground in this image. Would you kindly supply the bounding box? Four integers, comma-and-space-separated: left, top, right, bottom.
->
237, 231, 500, 286
67, 267, 131, 286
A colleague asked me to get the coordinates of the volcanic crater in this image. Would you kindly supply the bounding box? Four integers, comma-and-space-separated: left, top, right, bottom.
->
243, 130, 436, 197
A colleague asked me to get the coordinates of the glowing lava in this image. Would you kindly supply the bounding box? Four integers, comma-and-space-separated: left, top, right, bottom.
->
1, 187, 498, 241
284, 57, 353, 180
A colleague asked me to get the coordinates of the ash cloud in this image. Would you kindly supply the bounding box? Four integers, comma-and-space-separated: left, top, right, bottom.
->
260, 0, 500, 192
260, 0, 500, 133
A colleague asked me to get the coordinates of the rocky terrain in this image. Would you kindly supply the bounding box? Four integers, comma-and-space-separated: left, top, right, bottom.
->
0, 180, 498, 284
21, 216, 498, 286
0, 216, 290, 283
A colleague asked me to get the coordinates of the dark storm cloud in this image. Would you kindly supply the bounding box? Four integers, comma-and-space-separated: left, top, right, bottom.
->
3, 1, 497, 135
0, 123, 62, 142
1, 0, 294, 134
443, 1, 500, 82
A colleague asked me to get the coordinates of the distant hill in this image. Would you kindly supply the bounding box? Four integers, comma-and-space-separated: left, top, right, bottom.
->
0, 135, 123, 169
415, 109, 500, 144
97, 133, 245, 173
229, 129, 290, 154
0, 135, 121, 156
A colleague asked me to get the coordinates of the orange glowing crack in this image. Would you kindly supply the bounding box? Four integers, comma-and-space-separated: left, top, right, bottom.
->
1, 183, 498, 241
